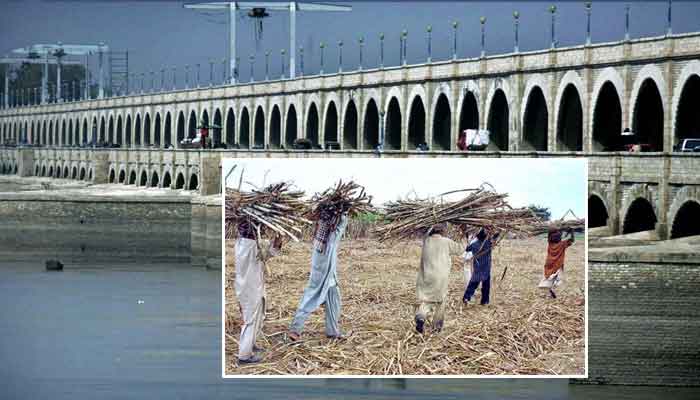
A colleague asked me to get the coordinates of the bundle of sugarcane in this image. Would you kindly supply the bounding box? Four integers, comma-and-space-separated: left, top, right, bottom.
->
307, 180, 373, 227
224, 182, 312, 242
530, 209, 585, 235
375, 187, 540, 242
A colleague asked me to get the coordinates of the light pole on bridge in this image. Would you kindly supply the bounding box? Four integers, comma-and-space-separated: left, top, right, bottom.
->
513, 11, 520, 53
196, 63, 201, 88
426, 25, 432, 63
161, 69, 165, 91
401, 29, 407, 66
585, 2, 592, 45
280, 49, 286, 79
265, 51, 270, 81
452, 21, 458, 60
299, 47, 304, 77
550, 5, 557, 49
480, 16, 486, 58
338, 40, 343, 73
625, 4, 631, 41
172, 67, 177, 90
320, 42, 325, 75
185, 65, 190, 89
209, 60, 214, 86
379, 33, 385, 69
249, 55, 255, 83
667, 0, 673, 36
358, 37, 364, 71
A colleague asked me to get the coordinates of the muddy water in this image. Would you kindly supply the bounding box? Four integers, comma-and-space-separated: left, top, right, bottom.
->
1, 178, 699, 398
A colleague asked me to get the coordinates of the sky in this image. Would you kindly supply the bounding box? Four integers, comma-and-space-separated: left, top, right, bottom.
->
222, 158, 587, 220
2, 1, 700, 86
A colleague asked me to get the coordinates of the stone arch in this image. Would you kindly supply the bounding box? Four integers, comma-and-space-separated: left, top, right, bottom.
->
107, 115, 114, 144
124, 115, 132, 147
554, 71, 585, 151
343, 99, 358, 150
187, 110, 197, 141
430, 83, 452, 151
188, 174, 199, 191
285, 103, 298, 147
62, 165, 69, 179
79, 166, 87, 181
667, 186, 700, 239
99, 115, 106, 143
269, 104, 282, 149
153, 113, 162, 147
175, 172, 185, 189
139, 169, 149, 186
521, 76, 550, 151
143, 113, 152, 146
588, 193, 609, 229
164, 112, 173, 148
128, 168, 137, 185
363, 98, 380, 150
324, 100, 339, 147
629, 64, 667, 151
91, 116, 98, 144
212, 108, 222, 147
134, 114, 142, 146
150, 170, 160, 187
224, 107, 236, 146
176, 111, 186, 146
254, 105, 265, 148
162, 170, 172, 188
306, 102, 320, 147
407, 94, 426, 150
115, 115, 123, 146
458, 81, 480, 134
591, 80, 623, 152
620, 185, 657, 234
239, 106, 250, 148
109, 167, 116, 183
485, 78, 515, 151
672, 60, 700, 146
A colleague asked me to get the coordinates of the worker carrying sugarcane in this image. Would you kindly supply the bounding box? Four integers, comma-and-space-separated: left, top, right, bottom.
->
288, 210, 349, 341
462, 228, 499, 306
538, 226, 575, 299
234, 220, 283, 364
415, 223, 467, 334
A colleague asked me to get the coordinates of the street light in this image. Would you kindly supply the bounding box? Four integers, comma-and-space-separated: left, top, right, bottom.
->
185, 65, 190, 89
452, 21, 459, 60
379, 33, 385, 68
249, 55, 255, 82
338, 40, 343, 73
514, 11, 520, 52
265, 51, 270, 80
625, 4, 631, 41
401, 29, 407, 65
550, 5, 557, 49
585, 2, 592, 45
667, 0, 672, 36
358, 37, 364, 70
320, 42, 325, 75
299, 47, 304, 76
480, 16, 487, 57
281, 49, 286, 79
426, 25, 432, 63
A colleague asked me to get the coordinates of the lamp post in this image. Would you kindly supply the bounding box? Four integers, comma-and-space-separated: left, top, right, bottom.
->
358, 37, 364, 70
667, 0, 672, 36
625, 4, 631, 41
426, 25, 432, 63
265, 51, 270, 80
172, 67, 177, 90
196, 63, 201, 87
210, 60, 214, 86
338, 40, 343, 73
452, 21, 459, 60
401, 29, 407, 65
299, 47, 304, 76
480, 16, 486, 57
585, 2, 592, 45
320, 42, 325, 75
222, 58, 227, 84
185, 65, 190, 89
379, 33, 385, 68
550, 5, 557, 49
141, 73, 145, 93
249, 55, 254, 82
514, 11, 520, 52
150, 71, 155, 92
281, 49, 286, 79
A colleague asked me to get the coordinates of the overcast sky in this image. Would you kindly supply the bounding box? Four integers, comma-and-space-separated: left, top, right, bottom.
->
2, 1, 699, 85
222, 158, 586, 220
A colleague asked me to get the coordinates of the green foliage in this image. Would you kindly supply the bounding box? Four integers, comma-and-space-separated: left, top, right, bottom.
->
353, 211, 382, 224
528, 204, 551, 221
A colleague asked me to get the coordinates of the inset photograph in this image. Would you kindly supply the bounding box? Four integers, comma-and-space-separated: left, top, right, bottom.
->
223, 158, 586, 377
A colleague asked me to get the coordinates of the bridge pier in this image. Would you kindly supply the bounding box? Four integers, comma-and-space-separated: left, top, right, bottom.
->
17, 148, 34, 177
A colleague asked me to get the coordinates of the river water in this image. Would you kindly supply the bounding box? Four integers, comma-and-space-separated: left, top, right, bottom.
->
1, 178, 698, 398
1, 262, 699, 399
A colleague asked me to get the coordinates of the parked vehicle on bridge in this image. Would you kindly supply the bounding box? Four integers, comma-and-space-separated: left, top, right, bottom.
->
457, 129, 490, 151
674, 138, 700, 152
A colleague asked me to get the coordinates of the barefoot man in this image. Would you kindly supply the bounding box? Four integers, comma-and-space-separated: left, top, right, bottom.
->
538, 226, 575, 299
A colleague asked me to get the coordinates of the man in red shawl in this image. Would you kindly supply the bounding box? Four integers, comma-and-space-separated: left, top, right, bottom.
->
538, 226, 575, 299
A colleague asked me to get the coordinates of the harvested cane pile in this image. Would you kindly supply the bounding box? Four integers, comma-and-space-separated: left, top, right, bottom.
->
375, 186, 540, 243
224, 182, 312, 242
531, 209, 585, 235
307, 180, 373, 226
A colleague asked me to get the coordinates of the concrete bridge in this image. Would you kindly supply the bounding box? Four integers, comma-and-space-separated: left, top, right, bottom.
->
1, 31, 699, 241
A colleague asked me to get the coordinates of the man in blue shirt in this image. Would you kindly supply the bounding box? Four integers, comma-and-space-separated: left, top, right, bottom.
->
463, 228, 499, 305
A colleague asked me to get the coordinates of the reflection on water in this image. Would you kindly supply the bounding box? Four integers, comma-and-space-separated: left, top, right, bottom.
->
1, 262, 698, 399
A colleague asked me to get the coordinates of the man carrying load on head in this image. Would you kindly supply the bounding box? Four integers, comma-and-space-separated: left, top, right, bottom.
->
288, 208, 349, 341
462, 228, 499, 306
415, 223, 468, 334
539, 226, 575, 299
234, 220, 283, 364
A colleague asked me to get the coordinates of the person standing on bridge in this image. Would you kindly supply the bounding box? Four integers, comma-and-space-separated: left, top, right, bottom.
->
234, 220, 283, 364
288, 209, 349, 341
538, 226, 575, 299
415, 223, 467, 334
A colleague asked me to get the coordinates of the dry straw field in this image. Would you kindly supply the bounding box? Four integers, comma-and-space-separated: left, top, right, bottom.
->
224, 235, 585, 376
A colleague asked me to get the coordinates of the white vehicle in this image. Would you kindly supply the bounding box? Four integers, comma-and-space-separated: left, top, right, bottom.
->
674, 138, 700, 152
459, 129, 490, 150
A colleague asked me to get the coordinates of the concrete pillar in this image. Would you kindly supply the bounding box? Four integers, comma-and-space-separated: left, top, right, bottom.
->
90, 151, 110, 183
583, 46, 593, 152
511, 55, 524, 151
17, 148, 35, 177
656, 155, 672, 240
190, 197, 207, 268
198, 152, 221, 196
610, 155, 622, 235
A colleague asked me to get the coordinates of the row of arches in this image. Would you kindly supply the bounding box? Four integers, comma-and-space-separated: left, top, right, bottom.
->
588, 194, 700, 239
106, 167, 198, 191
2, 62, 700, 151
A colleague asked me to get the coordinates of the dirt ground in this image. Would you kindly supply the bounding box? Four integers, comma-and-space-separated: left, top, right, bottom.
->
225, 237, 585, 376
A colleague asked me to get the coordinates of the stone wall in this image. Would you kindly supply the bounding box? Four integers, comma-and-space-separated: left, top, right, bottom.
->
0, 192, 221, 266
588, 261, 700, 385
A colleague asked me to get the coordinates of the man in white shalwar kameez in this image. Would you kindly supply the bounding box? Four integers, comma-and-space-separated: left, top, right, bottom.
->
288, 213, 348, 341
234, 222, 281, 364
